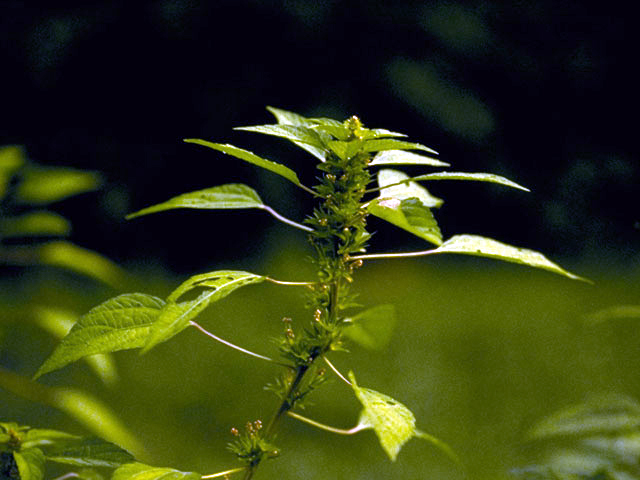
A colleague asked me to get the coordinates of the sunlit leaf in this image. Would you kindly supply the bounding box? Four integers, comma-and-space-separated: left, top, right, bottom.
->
15, 165, 101, 205
327, 140, 362, 161
112, 462, 201, 480
0, 368, 144, 458
362, 139, 438, 155
412, 171, 530, 191
528, 394, 640, 440
144, 271, 265, 352
377, 169, 443, 208
32, 306, 118, 386
183, 140, 302, 187
349, 372, 457, 462
429, 235, 589, 282
267, 106, 326, 160
34, 293, 165, 379
45, 437, 134, 468
1, 211, 71, 238
36, 241, 128, 289
343, 305, 396, 350
366, 129, 408, 139
126, 184, 264, 219
370, 150, 449, 167
235, 124, 326, 150
167, 270, 265, 302
14, 448, 45, 480
368, 198, 442, 246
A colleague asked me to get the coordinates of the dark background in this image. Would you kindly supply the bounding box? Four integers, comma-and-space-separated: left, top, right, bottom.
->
1, 0, 638, 272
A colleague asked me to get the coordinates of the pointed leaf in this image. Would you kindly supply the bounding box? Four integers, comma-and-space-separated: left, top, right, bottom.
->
183, 140, 302, 186
22, 428, 79, 449
368, 198, 442, 246
34, 293, 165, 379
14, 448, 45, 480
412, 171, 530, 191
367, 129, 408, 139
349, 372, 455, 462
377, 169, 443, 208
144, 271, 264, 352
126, 184, 263, 219
370, 150, 449, 167
429, 235, 589, 282
167, 270, 265, 302
16, 166, 101, 205
343, 305, 396, 350
267, 106, 326, 160
362, 139, 438, 155
45, 437, 134, 468
326, 140, 363, 161
1, 211, 71, 238
234, 124, 326, 150
112, 463, 200, 480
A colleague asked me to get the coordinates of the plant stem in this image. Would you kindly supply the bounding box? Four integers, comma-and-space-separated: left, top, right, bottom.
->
202, 467, 247, 479
286, 411, 366, 435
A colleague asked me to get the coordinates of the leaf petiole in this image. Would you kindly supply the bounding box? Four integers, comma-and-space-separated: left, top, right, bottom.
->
201, 467, 247, 479
286, 411, 367, 435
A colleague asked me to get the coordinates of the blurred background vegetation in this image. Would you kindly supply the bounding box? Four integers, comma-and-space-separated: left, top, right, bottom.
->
1, 1, 638, 479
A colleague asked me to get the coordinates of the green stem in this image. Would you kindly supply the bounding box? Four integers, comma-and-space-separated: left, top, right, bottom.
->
286, 411, 366, 435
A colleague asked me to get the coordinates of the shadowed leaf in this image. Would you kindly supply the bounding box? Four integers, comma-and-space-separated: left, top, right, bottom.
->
112, 463, 200, 480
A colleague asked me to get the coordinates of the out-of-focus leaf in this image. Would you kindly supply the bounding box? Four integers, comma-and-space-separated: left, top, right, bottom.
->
15, 166, 101, 205
428, 235, 589, 282
585, 305, 640, 324
183, 140, 302, 187
412, 171, 530, 191
36, 241, 128, 289
112, 462, 201, 480
377, 169, 443, 208
13, 448, 45, 480
349, 372, 457, 462
370, 150, 449, 167
0, 367, 145, 458
34, 294, 165, 379
368, 198, 442, 246
528, 394, 640, 440
144, 271, 265, 352
343, 305, 396, 350
362, 139, 438, 155
126, 184, 264, 219
1, 211, 71, 238
46, 437, 134, 468
31, 306, 118, 386
0, 145, 25, 199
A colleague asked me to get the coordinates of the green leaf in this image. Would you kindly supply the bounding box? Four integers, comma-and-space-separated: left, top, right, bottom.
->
429, 235, 590, 282
267, 106, 327, 160
15, 165, 101, 205
528, 394, 640, 440
234, 124, 326, 150
31, 306, 118, 386
377, 169, 443, 208
112, 462, 200, 480
349, 372, 456, 462
167, 270, 265, 302
585, 305, 640, 323
183, 140, 302, 187
326, 140, 363, 161
0, 145, 26, 199
343, 305, 397, 350
362, 139, 438, 155
34, 293, 165, 379
370, 150, 449, 167
412, 171, 530, 191
144, 271, 265, 352
22, 428, 79, 449
45, 437, 134, 468
368, 198, 443, 246
13, 448, 45, 480
35, 241, 128, 289
126, 184, 263, 219
1, 211, 71, 238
